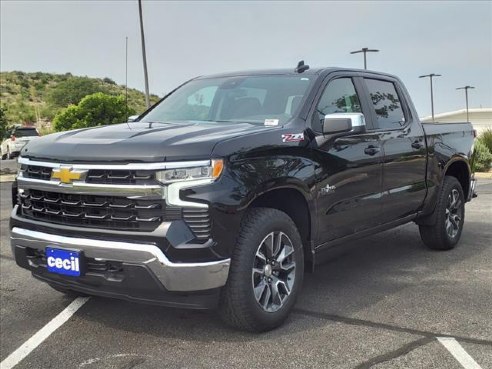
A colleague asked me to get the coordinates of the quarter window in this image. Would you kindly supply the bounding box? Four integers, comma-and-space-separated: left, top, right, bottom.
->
313, 78, 361, 132
365, 79, 405, 130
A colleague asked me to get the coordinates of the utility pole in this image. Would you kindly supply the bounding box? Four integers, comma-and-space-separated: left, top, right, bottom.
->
350, 47, 379, 69
419, 73, 441, 122
456, 86, 475, 123
138, 0, 150, 108
125, 36, 129, 119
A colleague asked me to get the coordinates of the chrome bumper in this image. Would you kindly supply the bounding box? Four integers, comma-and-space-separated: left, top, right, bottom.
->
10, 227, 230, 292
467, 178, 477, 202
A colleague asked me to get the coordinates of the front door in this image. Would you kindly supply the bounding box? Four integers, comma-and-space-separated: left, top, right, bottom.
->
310, 76, 384, 243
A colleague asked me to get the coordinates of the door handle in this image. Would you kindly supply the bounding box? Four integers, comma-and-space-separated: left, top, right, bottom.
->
364, 145, 380, 156
411, 141, 423, 149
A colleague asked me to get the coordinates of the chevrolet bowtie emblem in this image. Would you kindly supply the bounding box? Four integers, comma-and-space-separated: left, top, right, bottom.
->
51, 167, 86, 184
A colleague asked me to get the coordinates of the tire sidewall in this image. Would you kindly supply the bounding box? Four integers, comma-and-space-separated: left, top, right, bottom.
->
232, 209, 304, 328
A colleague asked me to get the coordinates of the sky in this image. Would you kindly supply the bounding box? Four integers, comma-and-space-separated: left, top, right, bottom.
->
1, 0, 491, 117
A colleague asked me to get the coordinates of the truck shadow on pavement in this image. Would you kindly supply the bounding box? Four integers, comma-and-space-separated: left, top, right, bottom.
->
77, 220, 490, 343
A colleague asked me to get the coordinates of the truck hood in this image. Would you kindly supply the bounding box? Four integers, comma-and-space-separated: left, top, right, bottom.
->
22, 121, 273, 163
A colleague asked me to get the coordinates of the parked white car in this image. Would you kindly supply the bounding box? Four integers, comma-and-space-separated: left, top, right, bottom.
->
1, 126, 40, 160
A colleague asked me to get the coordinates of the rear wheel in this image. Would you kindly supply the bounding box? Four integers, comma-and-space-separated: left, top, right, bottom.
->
219, 208, 304, 332
419, 176, 465, 250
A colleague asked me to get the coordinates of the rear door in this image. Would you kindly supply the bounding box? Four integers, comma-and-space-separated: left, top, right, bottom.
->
362, 77, 427, 223
310, 74, 384, 242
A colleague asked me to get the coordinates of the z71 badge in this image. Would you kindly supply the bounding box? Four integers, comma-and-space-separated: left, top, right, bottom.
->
281, 133, 304, 142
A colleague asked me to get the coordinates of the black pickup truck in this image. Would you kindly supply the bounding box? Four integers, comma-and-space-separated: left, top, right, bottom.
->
10, 64, 476, 332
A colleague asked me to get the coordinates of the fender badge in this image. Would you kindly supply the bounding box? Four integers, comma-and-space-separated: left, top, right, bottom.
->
321, 184, 336, 195
282, 133, 304, 142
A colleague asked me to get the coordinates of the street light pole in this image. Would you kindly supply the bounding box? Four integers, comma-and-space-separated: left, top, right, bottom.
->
456, 86, 475, 123
125, 36, 128, 119
419, 73, 441, 122
350, 47, 379, 69
138, 0, 150, 108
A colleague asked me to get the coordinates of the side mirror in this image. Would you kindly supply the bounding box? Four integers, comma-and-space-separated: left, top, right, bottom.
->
323, 113, 366, 135
127, 115, 139, 122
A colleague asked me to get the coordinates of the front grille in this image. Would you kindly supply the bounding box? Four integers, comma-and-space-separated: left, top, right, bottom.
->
183, 208, 211, 241
18, 189, 211, 239
19, 189, 165, 232
20, 165, 157, 185
86, 170, 156, 185
23, 165, 52, 180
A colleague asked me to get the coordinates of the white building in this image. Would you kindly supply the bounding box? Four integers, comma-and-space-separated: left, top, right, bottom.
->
421, 108, 492, 135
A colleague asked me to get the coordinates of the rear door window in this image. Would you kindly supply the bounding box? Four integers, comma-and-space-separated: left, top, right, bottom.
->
365, 79, 406, 130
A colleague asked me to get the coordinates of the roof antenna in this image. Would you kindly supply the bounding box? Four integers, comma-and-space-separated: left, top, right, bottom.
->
295, 60, 309, 73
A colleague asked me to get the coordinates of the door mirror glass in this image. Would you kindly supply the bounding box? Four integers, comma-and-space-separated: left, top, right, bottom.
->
323, 113, 366, 135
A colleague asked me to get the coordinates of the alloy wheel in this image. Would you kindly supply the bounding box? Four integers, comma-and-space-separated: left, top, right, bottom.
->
445, 188, 462, 239
252, 231, 296, 312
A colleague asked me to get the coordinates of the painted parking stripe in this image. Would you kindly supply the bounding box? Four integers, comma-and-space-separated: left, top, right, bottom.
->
437, 337, 483, 369
1, 297, 90, 369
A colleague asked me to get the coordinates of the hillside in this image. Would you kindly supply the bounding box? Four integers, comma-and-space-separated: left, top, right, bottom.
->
0, 71, 160, 132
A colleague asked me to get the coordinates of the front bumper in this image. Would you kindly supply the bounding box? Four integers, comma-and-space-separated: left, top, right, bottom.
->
10, 227, 230, 308
467, 177, 477, 201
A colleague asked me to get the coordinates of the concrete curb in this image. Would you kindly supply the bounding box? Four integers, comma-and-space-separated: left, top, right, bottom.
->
0, 175, 16, 183
475, 172, 492, 179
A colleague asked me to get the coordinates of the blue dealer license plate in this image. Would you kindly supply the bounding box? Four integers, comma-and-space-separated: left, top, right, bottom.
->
46, 248, 82, 277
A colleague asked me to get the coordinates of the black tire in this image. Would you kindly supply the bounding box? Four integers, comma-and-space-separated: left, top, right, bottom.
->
419, 176, 465, 250
219, 207, 304, 332
48, 284, 88, 298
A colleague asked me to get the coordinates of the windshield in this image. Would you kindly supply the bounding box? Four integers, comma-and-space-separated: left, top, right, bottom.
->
15, 128, 39, 137
141, 75, 313, 126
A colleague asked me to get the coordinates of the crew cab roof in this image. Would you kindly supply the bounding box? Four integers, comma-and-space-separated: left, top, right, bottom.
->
195, 67, 400, 80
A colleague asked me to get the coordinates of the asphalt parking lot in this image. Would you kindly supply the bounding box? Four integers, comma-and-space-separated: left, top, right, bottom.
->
1, 178, 491, 369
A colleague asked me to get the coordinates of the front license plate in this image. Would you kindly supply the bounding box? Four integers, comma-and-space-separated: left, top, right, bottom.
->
46, 247, 82, 277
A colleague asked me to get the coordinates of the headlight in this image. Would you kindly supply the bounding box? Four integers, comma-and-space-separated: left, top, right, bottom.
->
156, 159, 224, 184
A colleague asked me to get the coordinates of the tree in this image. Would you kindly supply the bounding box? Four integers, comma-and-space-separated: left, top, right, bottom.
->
47, 76, 107, 108
0, 106, 9, 139
53, 93, 135, 131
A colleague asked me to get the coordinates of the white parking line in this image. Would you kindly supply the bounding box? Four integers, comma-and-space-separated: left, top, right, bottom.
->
437, 337, 483, 369
1, 297, 90, 369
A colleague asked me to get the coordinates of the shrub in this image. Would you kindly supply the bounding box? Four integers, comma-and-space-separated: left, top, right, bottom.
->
478, 128, 492, 153
53, 92, 135, 131
473, 139, 492, 172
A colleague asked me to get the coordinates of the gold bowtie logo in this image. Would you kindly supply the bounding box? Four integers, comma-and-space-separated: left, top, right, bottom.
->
51, 167, 85, 184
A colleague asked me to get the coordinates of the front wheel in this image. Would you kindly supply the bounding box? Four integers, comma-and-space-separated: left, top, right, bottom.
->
219, 208, 304, 332
419, 176, 465, 250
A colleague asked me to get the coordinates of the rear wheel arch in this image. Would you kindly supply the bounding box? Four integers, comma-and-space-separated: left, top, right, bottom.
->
444, 159, 470, 197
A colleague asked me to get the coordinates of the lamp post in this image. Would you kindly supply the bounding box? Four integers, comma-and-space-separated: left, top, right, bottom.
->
419, 73, 441, 122
350, 48, 379, 69
138, 0, 150, 108
456, 86, 475, 123
125, 36, 128, 119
